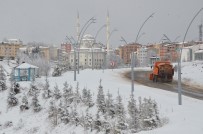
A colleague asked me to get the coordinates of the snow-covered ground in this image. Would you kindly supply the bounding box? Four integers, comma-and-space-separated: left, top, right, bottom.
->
0, 60, 203, 134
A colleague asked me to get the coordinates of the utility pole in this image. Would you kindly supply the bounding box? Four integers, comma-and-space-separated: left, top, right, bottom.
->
131, 52, 135, 93
106, 10, 110, 55
199, 23, 202, 42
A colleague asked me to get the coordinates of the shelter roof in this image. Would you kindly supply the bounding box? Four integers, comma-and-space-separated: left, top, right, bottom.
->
16, 63, 39, 69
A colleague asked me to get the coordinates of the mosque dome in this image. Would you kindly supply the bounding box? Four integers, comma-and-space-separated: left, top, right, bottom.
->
82, 34, 95, 41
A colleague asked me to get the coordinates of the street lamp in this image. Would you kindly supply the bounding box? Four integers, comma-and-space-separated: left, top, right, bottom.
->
120, 36, 128, 45
135, 13, 154, 43
131, 52, 135, 93
178, 7, 203, 105
94, 24, 106, 42
77, 17, 96, 74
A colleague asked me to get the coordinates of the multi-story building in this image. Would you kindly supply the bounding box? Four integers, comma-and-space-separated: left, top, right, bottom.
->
158, 43, 179, 62
0, 39, 23, 60
61, 43, 72, 53
137, 46, 148, 66
118, 43, 141, 64
19, 46, 50, 61
69, 34, 106, 69
49, 46, 58, 61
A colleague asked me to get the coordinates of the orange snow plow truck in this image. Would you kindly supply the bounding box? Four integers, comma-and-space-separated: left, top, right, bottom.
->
149, 61, 174, 82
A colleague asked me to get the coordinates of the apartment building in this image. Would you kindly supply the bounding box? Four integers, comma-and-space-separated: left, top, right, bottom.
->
158, 43, 179, 62
19, 46, 50, 61
118, 43, 141, 64
137, 46, 148, 67
0, 39, 23, 59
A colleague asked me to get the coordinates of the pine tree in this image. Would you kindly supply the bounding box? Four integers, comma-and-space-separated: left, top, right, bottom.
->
128, 93, 140, 132
7, 92, 18, 107
93, 111, 102, 132
0, 80, 7, 91
86, 89, 94, 107
83, 110, 93, 131
139, 97, 160, 130
70, 106, 80, 126
115, 90, 127, 131
14, 83, 20, 94
63, 81, 69, 95
42, 76, 52, 99
9, 68, 15, 83
96, 79, 106, 114
32, 91, 41, 112
82, 87, 88, 103
48, 100, 59, 126
74, 82, 81, 104
0, 65, 6, 81
58, 99, 70, 124
53, 83, 61, 100
20, 95, 29, 111
105, 90, 115, 118
28, 82, 38, 96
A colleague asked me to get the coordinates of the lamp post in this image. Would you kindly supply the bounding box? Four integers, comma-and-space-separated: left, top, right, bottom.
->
77, 17, 96, 74
120, 36, 128, 45
94, 24, 106, 42
178, 8, 203, 105
135, 13, 154, 43
131, 52, 135, 93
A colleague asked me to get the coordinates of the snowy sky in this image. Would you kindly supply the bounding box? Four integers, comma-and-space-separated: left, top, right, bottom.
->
0, 0, 203, 47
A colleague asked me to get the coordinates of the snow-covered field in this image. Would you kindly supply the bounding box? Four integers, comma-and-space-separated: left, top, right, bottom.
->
0, 60, 203, 134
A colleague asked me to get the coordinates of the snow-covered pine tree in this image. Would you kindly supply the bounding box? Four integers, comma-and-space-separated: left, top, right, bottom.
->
52, 66, 62, 77
48, 100, 59, 126
20, 95, 29, 111
74, 82, 81, 104
28, 82, 38, 96
32, 91, 41, 112
53, 83, 61, 100
9, 68, 15, 83
0, 80, 7, 91
70, 106, 80, 126
93, 111, 102, 132
42, 76, 52, 99
127, 92, 140, 133
145, 98, 160, 129
58, 99, 70, 124
0, 65, 6, 81
86, 89, 94, 107
82, 87, 88, 103
152, 99, 160, 127
139, 97, 160, 130
115, 90, 127, 131
7, 92, 18, 107
63, 81, 69, 95
83, 110, 94, 131
96, 79, 106, 114
14, 83, 20, 94
63, 81, 73, 104
105, 90, 115, 118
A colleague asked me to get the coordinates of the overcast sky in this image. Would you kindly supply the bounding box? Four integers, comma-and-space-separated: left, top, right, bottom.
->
0, 0, 202, 48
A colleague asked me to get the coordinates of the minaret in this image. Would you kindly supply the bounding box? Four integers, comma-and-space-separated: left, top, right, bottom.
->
76, 11, 80, 42
106, 10, 110, 54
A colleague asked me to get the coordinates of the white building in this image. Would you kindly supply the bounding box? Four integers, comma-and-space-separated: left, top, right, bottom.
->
181, 44, 203, 62
137, 46, 148, 67
69, 34, 106, 69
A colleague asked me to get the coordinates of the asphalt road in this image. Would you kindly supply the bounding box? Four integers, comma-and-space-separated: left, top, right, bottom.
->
123, 70, 203, 100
